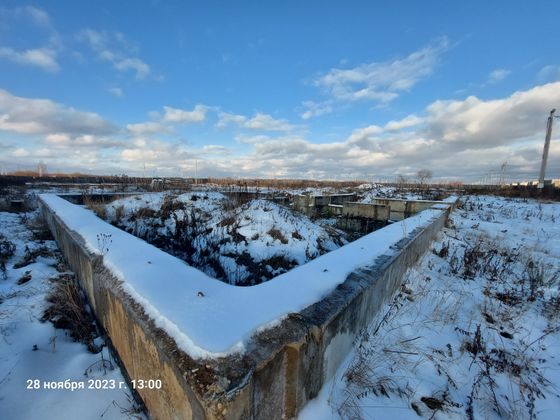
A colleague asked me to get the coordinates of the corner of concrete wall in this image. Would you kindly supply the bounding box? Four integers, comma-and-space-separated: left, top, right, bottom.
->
39, 195, 452, 420
236, 206, 452, 419
38, 197, 222, 419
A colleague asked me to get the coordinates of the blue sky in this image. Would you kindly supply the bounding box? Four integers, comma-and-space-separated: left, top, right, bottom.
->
1, 0, 559, 181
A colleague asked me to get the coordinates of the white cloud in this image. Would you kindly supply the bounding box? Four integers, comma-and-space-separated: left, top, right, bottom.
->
162, 105, 207, 124
487, 68, 511, 84
313, 37, 449, 103
43, 132, 123, 151
300, 100, 333, 120
0, 88, 115, 136
0, 5, 53, 29
126, 122, 169, 136
217, 111, 295, 131
78, 29, 151, 79
220, 82, 560, 180
114, 58, 150, 80
79, 28, 105, 50
13, 148, 30, 157
120, 140, 195, 167
23, 5, 51, 27
108, 87, 124, 97
0, 47, 59, 72
4, 82, 559, 181
217, 112, 247, 128
234, 133, 271, 144
244, 113, 295, 131
0, 6, 61, 72
537, 65, 560, 83
384, 114, 423, 131
202, 145, 231, 155
45, 133, 71, 145
424, 82, 560, 146
347, 125, 383, 144
125, 105, 208, 137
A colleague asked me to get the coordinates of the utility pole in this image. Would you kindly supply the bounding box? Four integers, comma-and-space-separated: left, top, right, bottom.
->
538, 109, 556, 188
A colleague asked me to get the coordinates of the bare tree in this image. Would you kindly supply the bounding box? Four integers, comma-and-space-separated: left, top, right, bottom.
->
416, 169, 432, 185
396, 174, 408, 184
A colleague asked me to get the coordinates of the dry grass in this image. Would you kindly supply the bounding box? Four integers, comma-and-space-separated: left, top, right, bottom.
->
160, 195, 185, 220
114, 205, 125, 224
268, 227, 288, 244
24, 214, 53, 241
0, 233, 16, 279
134, 206, 157, 219
42, 274, 101, 353
338, 206, 559, 419
83, 195, 107, 219
12, 246, 53, 269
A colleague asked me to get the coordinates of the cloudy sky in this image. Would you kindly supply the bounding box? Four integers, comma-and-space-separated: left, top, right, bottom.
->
1, 0, 559, 182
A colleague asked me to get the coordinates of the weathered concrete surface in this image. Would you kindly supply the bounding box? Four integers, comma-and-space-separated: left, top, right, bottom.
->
59, 192, 139, 205
39, 195, 454, 419
293, 193, 357, 216
342, 202, 390, 220
336, 216, 387, 234
327, 203, 343, 215
371, 198, 448, 220
40, 201, 210, 418
330, 203, 390, 234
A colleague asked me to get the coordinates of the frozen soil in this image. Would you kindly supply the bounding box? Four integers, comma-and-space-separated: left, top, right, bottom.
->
0, 210, 143, 420
103, 192, 347, 285
300, 195, 560, 420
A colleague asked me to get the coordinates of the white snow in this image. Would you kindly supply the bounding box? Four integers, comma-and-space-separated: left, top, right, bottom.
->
0, 211, 142, 420
299, 195, 560, 419
357, 183, 449, 202
39, 193, 449, 359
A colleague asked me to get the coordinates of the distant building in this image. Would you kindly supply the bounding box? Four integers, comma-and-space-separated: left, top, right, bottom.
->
150, 177, 193, 191
150, 178, 165, 190
37, 161, 47, 177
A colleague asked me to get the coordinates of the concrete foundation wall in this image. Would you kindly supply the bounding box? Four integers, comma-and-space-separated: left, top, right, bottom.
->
327, 204, 343, 215
335, 217, 386, 234
39, 200, 210, 419
39, 196, 453, 419
371, 198, 444, 220
293, 193, 357, 216
342, 202, 390, 220
276, 204, 451, 414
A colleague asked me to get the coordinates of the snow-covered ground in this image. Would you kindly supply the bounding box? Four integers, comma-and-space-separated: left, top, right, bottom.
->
356, 183, 448, 202
0, 210, 143, 420
103, 192, 347, 285
300, 195, 560, 420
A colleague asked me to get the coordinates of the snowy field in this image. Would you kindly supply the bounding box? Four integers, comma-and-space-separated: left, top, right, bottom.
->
300, 195, 560, 420
0, 210, 143, 420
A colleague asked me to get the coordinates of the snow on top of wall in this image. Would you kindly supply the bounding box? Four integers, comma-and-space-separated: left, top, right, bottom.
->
40, 193, 447, 359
